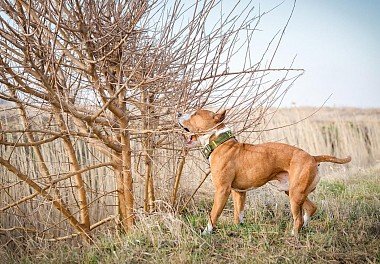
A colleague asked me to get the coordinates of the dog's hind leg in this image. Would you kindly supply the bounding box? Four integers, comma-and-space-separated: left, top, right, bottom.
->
289, 156, 318, 236
285, 186, 305, 234
286, 192, 317, 228
289, 191, 306, 237
232, 190, 246, 224
285, 192, 316, 227
203, 186, 231, 235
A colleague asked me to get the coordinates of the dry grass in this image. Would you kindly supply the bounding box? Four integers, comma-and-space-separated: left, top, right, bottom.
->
244, 107, 380, 167
2, 166, 379, 263
1, 107, 380, 262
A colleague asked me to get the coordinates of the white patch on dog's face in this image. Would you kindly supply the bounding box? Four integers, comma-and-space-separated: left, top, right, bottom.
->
178, 113, 193, 127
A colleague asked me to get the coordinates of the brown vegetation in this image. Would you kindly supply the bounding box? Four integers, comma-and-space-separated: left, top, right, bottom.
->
0, 0, 301, 242
1, 1, 378, 262
2, 106, 378, 243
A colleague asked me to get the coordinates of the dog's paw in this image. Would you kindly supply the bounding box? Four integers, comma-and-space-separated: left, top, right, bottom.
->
201, 220, 214, 235
201, 229, 208, 235
201, 228, 212, 236
201, 228, 213, 235
290, 229, 300, 241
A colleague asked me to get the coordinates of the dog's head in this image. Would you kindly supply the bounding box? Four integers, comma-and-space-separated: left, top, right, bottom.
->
177, 109, 226, 146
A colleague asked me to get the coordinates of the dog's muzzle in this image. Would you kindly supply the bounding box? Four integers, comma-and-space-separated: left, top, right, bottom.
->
177, 112, 191, 132
178, 122, 190, 132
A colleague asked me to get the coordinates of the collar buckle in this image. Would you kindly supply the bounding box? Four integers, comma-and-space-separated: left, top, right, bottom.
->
202, 144, 213, 159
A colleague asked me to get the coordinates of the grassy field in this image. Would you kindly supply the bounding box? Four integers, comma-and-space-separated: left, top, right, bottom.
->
3, 166, 379, 263
1, 107, 379, 232
1, 107, 380, 263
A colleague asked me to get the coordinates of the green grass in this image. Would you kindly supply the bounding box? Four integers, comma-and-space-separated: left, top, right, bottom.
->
3, 168, 380, 264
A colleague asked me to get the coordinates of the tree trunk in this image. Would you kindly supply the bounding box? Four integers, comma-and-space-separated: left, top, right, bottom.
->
114, 158, 128, 232
120, 121, 135, 230
143, 135, 155, 213
142, 91, 156, 213
117, 88, 134, 231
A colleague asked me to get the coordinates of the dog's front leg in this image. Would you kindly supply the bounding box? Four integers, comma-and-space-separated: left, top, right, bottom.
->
202, 186, 231, 235
232, 190, 246, 225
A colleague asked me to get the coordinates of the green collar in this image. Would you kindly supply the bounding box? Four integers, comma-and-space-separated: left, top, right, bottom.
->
201, 130, 235, 159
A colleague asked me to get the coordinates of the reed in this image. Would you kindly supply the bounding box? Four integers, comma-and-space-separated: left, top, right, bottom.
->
1, 107, 379, 242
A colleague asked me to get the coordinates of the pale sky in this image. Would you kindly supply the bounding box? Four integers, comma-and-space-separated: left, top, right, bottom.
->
254, 0, 380, 108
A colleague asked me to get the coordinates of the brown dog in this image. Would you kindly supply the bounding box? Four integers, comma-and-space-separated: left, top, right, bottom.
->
178, 109, 351, 236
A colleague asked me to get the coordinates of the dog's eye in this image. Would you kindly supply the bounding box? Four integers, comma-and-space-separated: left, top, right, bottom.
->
184, 127, 190, 132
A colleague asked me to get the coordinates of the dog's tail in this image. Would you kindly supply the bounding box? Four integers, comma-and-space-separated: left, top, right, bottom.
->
313, 155, 351, 164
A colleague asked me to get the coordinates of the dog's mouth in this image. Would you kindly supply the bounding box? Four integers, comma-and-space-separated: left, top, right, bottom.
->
177, 117, 199, 147
184, 134, 198, 147
187, 134, 196, 143
179, 124, 198, 147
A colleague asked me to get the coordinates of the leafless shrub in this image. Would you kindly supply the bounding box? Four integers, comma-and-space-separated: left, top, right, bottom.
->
0, 0, 301, 242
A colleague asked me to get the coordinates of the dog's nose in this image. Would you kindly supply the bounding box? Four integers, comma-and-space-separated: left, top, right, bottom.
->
177, 112, 182, 118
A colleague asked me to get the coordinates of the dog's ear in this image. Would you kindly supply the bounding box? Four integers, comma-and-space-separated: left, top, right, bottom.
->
214, 109, 226, 122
